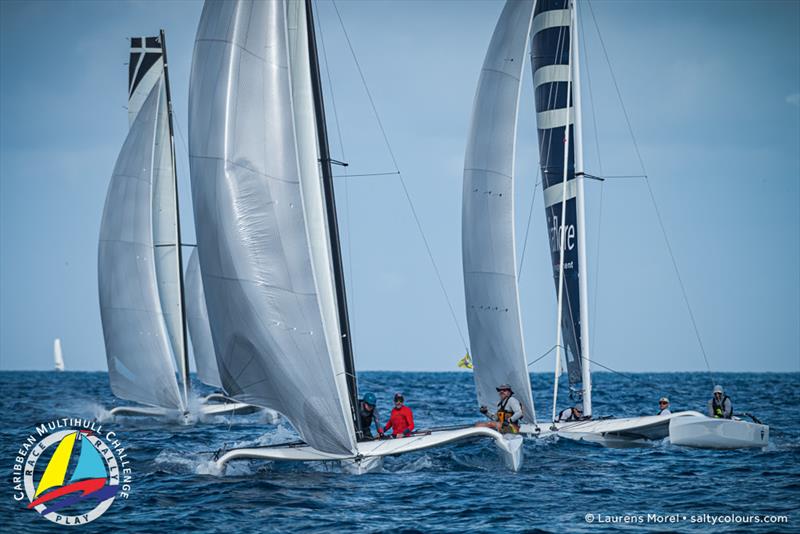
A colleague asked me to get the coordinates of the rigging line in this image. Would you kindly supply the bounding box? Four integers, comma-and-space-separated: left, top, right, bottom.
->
579, 2, 604, 351
587, 0, 715, 386
331, 0, 468, 352
315, 0, 357, 333
528, 344, 567, 367
333, 171, 400, 178
517, 176, 541, 281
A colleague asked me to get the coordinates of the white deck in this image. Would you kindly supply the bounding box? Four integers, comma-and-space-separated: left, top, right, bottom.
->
520, 411, 704, 447
214, 427, 523, 472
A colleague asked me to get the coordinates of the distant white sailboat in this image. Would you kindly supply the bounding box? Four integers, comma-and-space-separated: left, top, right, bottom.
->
53, 338, 65, 372
464, 0, 768, 450
98, 31, 253, 422
190, 0, 521, 472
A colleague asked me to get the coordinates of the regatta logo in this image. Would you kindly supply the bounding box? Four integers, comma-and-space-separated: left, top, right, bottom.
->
12, 419, 132, 526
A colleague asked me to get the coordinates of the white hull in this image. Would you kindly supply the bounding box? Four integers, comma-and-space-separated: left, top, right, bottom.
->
215, 427, 524, 473
109, 396, 272, 423
520, 411, 704, 447
669, 415, 769, 449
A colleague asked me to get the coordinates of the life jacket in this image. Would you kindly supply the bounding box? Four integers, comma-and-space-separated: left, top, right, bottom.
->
496, 396, 520, 432
712, 395, 731, 418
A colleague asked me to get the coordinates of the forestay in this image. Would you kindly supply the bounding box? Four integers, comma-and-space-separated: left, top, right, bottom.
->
185, 249, 222, 389
189, 0, 357, 456
462, 0, 536, 417
98, 77, 183, 411
530, 0, 587, 390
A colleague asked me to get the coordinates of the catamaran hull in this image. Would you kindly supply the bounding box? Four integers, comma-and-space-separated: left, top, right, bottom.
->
214, 427, 523, 473
520, 411, 704, 448
669, 415, 769, 449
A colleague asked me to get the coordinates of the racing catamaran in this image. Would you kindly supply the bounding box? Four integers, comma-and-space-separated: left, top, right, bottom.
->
464, 0, 768, 449
190, 0, 522, 472
99, 31, 253, 421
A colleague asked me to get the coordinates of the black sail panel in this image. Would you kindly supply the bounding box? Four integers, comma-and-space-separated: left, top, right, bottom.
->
531, 0, 584, 389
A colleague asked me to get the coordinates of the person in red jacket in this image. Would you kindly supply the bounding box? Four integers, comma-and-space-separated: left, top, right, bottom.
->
379, 393, 415, 438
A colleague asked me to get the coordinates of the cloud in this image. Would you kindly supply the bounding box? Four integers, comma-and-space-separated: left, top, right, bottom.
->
787, 93, 800, 106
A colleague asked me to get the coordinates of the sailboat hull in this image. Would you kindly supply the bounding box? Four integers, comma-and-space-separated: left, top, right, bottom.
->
214, 427, 524, 472
520, 411, 704, 447
669, 415, 769, 449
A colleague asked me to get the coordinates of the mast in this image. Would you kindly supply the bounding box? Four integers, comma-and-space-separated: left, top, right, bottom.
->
159, 29, 191, 411
570, 1, 592, 417
304, 0, 362, 438
550, 0, 574, 424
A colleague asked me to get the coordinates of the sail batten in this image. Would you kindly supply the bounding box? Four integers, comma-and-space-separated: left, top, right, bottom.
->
462, 0, 536, 420
189, 0, 356, 455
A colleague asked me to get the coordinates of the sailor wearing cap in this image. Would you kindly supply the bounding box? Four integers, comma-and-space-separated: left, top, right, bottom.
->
557, 403, 583, 422
658, 397, 671, 416
477, 384, 524, 433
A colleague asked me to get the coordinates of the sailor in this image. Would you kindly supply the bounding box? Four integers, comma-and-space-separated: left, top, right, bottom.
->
476, 384, 524, 433
658, 397, 671, 416
708, 385, 733, 419
358, 392, 381, 438
557, 403, 583, 422
381, 393, 414, 438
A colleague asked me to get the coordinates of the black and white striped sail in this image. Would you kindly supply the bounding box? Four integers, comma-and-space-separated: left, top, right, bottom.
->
98, 37, 185, 410
462, 0, 536, 417
185, 249, 222, 389
189, 0, 356, 455
531, 0, 590, 394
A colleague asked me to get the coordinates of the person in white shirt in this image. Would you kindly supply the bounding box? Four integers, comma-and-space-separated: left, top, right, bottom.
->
658, 397, 671, 416
477, 384, 524, 433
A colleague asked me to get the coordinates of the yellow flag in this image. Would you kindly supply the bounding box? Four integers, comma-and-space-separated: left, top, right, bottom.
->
457, 353, 473, 370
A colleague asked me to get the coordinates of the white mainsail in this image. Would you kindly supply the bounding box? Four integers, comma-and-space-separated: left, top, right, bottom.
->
98, 76, 184, 411
53, 338, 65, 372
189, 0, 357, 455
185, 249, 222, 389
462, 0, 536, 418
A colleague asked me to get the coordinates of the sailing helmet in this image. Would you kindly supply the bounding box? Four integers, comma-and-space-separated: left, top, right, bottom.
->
394, 392, 404, 403
363, 392, 376, 406
496, 384, 513, 393
713, 385, 724, 395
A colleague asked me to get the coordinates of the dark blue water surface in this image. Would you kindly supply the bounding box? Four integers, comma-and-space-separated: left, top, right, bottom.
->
2, 371, 798, 533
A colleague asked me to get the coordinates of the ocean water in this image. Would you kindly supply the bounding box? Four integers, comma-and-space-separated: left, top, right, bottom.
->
2, 371, 798, 533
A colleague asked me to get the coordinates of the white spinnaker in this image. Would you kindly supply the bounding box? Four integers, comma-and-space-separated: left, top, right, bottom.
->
185, 248, 222, 389
189, 0, 357, 455
286, 0, 356, 442
98, 79, 183, 411
462, 0, 536, 417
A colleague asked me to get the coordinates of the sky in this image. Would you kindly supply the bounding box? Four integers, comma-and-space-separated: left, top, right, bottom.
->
0, 0, 798, 374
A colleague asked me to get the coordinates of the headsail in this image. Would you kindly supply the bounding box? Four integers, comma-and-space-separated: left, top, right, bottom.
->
530, 0, 590, 400
98, 71, 183, 411
185, 249, 222, 389
462, 0, 536, 417
189, 0, 357, 455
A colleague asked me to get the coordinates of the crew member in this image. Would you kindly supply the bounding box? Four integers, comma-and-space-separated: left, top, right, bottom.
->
358, 392, 381, 438
557, 403, 583, 422
381, 393, 414, 438
658, 397, 671, 416
476, 384, 524, 433
707, 385, 733, 419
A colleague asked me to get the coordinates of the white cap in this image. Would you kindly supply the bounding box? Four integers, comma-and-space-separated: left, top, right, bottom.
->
713, 385, 724, 394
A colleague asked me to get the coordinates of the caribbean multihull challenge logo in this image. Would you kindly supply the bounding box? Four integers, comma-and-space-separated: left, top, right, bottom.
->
12, 419, 133, 525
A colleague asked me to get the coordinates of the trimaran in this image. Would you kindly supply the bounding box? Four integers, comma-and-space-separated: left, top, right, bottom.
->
188, 0, 522, 472
463, 0, 768, 450
99, 31, 259, 421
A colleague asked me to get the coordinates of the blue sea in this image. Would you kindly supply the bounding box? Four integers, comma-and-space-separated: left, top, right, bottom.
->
2, 371, 798, 533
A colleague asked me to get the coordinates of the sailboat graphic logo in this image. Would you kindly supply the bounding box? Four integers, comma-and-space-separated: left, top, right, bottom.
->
23, 429, 121, 525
